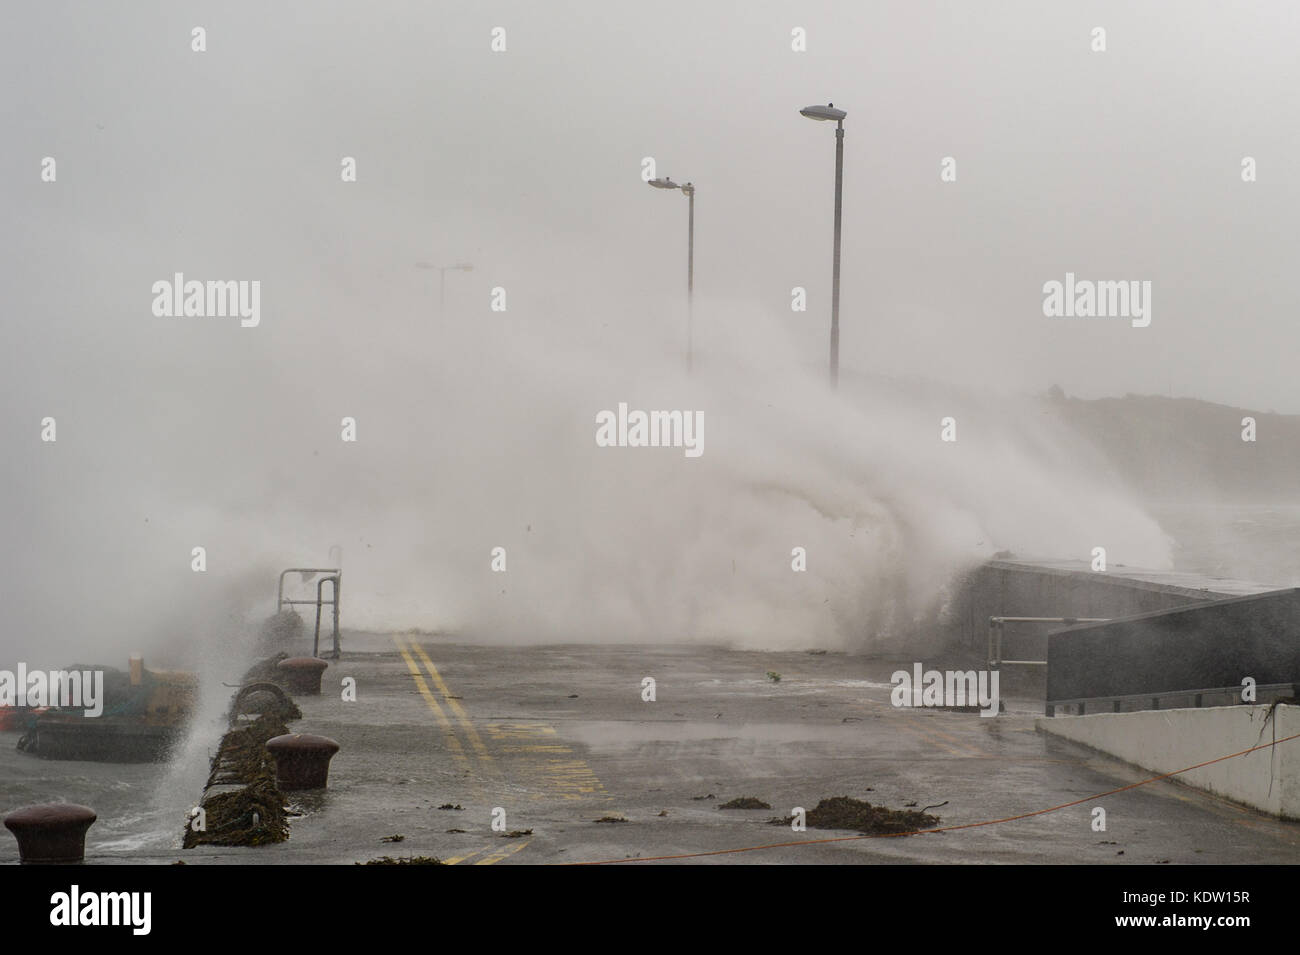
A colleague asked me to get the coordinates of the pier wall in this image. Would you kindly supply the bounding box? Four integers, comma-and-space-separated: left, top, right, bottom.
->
948, 559, 1273, 654
1036, 704, 1300, 819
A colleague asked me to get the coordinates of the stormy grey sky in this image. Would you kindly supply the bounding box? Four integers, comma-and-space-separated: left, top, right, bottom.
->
5, 1, 1299, 409
1, 2, 1296, 661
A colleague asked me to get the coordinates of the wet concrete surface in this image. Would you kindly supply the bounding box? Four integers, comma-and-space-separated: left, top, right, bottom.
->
2, 631, 1298, 865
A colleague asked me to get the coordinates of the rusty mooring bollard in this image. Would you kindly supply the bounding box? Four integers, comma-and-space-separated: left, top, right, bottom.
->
4, 804, 97, 864
265, 734, 340, 790
277, 656, 329, 695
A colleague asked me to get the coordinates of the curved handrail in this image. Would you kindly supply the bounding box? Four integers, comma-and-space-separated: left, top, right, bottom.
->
276, 568, 341, 613
313, 575, 342, 660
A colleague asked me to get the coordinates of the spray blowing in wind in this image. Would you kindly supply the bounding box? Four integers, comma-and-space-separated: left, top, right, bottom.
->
381, 295, 1174, 650
0, 233, 1175, 665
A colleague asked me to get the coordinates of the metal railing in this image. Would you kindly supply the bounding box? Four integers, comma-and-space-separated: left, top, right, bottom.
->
987, 616, 1109, 670
277, 568, 342, 660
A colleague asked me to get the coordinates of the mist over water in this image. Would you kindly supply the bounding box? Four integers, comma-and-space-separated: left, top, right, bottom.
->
2, 277, 1175, 664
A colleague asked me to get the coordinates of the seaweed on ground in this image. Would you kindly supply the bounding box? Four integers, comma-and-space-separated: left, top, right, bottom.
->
771, 796, 940, 835
718, 796, 772, 810
241, 652, 291, 684
360, 855, 445, 865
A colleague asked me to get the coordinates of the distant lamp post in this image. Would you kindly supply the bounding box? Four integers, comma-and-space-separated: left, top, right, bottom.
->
647, 176, 695, 376
799, 102, 846, 389
416, 262, 474, 318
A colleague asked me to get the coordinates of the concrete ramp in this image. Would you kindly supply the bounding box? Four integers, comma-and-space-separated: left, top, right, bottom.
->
1038, 704, 1300, 819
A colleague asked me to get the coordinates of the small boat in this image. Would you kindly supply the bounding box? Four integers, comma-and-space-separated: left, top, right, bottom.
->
16, 658, 197, 764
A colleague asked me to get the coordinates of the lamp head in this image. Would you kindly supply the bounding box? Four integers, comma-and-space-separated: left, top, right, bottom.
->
799, 103, 847, 122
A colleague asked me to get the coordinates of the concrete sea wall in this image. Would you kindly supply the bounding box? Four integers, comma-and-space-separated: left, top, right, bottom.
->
1037, 704, 1300, 819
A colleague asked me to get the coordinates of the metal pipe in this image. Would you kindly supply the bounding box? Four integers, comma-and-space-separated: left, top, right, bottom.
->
313, 580, 325, 658
278, 568, 340, 613
312, 575, 341, 659
990, 616, 1110, 624
686, 183, 694, 376
330, 575, 341, 659
830, 121, 843, 389
987, 616, 1110, 670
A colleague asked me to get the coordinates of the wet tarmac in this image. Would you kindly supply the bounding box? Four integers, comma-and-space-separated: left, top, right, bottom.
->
3, 632, 1298, 865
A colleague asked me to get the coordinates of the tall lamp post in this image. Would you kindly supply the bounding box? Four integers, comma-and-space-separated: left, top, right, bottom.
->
647, 176, 695, 376
799, 103, 846, 389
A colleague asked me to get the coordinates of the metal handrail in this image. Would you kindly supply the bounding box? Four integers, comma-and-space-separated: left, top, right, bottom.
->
276, 568, 342, 660
987, 616, 1109, 669
313, 575, 341, 660
277, 568, 341, 613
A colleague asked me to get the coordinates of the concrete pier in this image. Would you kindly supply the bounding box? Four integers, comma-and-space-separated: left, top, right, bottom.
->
3, 627, 1298, 865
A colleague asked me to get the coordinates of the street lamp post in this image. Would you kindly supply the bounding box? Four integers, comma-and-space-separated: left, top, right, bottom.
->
648, 176, 695, 376
799, 103, 847, 389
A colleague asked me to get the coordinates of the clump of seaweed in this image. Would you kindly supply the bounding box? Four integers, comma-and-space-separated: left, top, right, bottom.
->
184, 712, 294, 848
360, 856, 445, 866
770, 796, 940, 835
187, 774, 290, 847
204, 713, 290, 787
718, 796, 772, 810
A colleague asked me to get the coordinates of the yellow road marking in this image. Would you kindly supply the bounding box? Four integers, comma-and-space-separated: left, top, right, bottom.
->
474, 839, 532, 865
397, 642, 609, 827
919, 721, 987, 757
409, 640, 492, 761
443, 844, 494, 865
895, 721, 967, 757
485, 722, 608, 801
393, 636, 470, 766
